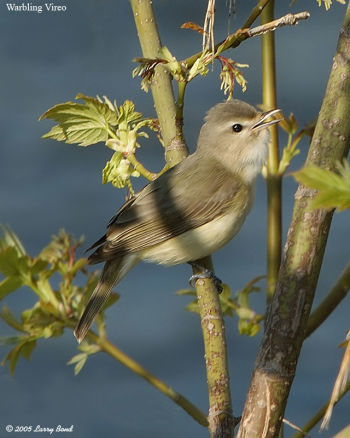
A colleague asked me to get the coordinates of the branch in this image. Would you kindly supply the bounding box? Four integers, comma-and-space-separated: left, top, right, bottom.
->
238, 3, 350, 437
261, 1, 282, 303
305, 262, 350, 338
247, 12, 310, 38
130, 0, 188, 166
291, 381, 350, 438
183, 11, 310, 70
84, 330, 209, 427
191, 260, 235, 437
130, 3, 231, 436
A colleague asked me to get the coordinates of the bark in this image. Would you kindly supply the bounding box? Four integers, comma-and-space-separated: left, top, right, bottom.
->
238, 4, 350, 437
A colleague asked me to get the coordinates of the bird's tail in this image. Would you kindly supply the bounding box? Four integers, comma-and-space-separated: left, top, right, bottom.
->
74, 255, 138, 343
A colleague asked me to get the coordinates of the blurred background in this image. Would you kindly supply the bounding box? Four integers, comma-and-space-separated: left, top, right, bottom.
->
1, 1, 349, 437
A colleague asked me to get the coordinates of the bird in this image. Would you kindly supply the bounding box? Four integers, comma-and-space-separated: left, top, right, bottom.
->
74, 99, 282, 343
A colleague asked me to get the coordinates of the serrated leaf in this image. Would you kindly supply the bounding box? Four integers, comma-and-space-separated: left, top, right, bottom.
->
102, 154, 136, 188
40, 94, 119, 146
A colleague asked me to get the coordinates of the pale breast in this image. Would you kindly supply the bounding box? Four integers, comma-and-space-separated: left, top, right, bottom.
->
139, 204, 251, 266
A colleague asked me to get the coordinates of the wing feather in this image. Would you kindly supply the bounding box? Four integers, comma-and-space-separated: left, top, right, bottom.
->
88, 155, 249, 264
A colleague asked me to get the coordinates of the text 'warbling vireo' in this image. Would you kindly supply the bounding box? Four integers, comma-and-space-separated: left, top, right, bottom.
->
74, 99, 282, 343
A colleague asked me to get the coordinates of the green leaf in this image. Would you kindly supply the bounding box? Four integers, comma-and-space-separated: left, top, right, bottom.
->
67, 344, 100, 375
30, 258, 48, 276
0, 276, 23, 300
0, 247, 22, 276
39, 94, 119, 146
315, 0, 345, 11
0, 335, 27, 346
78, 343, 100, 355
102, 153, 138, 188
1, 305, 24, 331
20, 340, 36, 360
2, 339, 37, 375
185, 300, 200, 314
176, 288, 196, 296
293, 161, 350, 211
0, 226, 26, 256
238, 319, 260, 337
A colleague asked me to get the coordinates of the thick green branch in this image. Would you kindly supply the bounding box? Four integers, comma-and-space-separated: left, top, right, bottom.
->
238, 4, 350, 437
305, 262, 350, 338
261, 1, 282, 302
130, 0, 188, 166
130, 3, 230, 436
191, 260, 234, 438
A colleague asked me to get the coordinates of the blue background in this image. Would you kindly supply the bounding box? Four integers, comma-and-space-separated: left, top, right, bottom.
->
1, 1, 349, 437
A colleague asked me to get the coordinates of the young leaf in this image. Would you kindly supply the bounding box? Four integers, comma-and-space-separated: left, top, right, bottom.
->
0, 277, 23, 300
293, 160, 350, 211
0, 226, 26, 256
315, 0, 345, 11
0, 306, 24, 331
39, 94, 119, 146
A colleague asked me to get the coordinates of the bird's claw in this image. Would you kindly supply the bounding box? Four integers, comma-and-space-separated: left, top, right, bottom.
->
189, 269, 223, 294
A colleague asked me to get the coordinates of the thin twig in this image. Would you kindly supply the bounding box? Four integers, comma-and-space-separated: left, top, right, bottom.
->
247, 12, 310, 38
282, 418, 311, 437
291, 380, 350, 438
183, 11, 310, 69
84, 330, 209, 427
305, 262, 350, 338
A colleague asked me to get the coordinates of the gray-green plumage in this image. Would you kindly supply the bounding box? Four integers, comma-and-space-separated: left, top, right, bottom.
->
74, 99, 282, 343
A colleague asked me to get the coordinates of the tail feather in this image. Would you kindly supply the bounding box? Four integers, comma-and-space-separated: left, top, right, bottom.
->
74, 255, 139, 343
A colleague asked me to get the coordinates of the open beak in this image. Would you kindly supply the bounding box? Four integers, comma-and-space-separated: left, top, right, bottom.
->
252, 108, 283, 130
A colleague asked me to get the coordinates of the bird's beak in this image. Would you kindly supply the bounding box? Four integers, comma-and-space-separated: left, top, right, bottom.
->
252, 108, 283, 130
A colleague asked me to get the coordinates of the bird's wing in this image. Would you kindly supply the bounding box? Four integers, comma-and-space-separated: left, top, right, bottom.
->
88, 156, 250, 263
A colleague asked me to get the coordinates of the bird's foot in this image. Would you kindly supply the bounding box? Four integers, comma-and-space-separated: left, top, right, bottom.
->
189, 264, 223, 294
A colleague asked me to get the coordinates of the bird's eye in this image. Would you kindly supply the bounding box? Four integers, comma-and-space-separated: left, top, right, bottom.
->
232, 124, 243, 133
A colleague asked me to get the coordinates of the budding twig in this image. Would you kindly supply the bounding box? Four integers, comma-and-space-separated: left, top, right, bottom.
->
247, 11, 311, 38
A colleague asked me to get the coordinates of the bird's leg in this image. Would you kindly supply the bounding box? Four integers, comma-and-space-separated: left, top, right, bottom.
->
188, 262, 223, 294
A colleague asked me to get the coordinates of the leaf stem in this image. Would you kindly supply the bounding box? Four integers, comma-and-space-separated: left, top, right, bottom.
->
126, 153, 157, 181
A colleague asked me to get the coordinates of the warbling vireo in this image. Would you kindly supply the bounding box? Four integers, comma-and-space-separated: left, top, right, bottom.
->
74, 99, 282, 342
